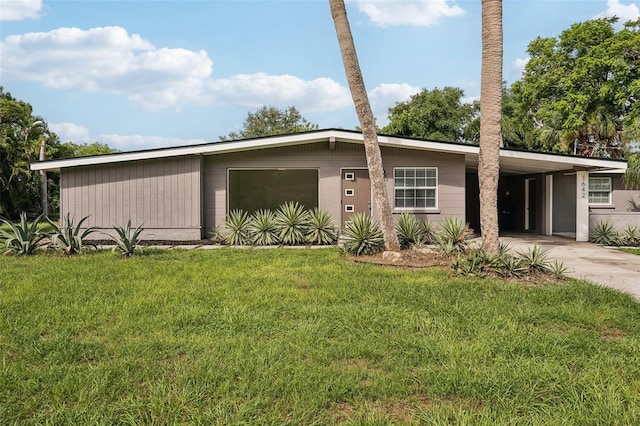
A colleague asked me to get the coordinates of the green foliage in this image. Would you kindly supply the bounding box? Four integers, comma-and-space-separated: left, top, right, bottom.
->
47, 213, 97, 255
421, 218, 436, 244
513, 18, 640, 157
275, 201, 310, 245
395, 212, 424, 249
306, 208, 337, 245
248, 210, 279, 246
56, 141, 119, 158
623, 153, 640, 190
550, 259, 568, 279
0, 212, 47, 255
111, 220, 144, 257
494, 255, 529, 278
452, 250, 492, 277
223, 210, 252, 246
382, 87, 477, 143
436, 217, 472, 254
518, 245, 551, 274
341, 212, 384, 255
590, 221, 621, 246
219, 105, 319, 141
622, 225, 640, 246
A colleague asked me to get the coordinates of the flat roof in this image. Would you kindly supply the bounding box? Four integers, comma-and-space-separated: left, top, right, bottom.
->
31, 128, 627, 174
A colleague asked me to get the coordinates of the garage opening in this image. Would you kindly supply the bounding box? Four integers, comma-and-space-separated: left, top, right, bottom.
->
228, 169, 319, 213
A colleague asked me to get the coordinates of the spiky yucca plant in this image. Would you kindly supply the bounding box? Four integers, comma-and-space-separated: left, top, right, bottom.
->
518, 245, 550, 274
341, 212, 384, 255
47, 213, 97, 255
275, 202, 310, 245
306, 208, 337, 245
0, 212, 48, 255
249, 210, 279, 246
590, 221, 620, 246
111, 220, 144, 256
422, 218, 436, 244
436, 217, 472, 254
622, 225, 640, 246
395, 212, 424, 249
224, 210, 251, 245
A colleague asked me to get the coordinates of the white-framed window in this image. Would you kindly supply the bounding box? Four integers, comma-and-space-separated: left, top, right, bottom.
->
588, 176, 612, 205
394, 167, 437, 209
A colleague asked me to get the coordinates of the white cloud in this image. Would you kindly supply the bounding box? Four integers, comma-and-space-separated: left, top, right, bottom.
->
595, 0, 640, 26
511, 57, 530, 78
0, 0, 41, 21
0, 26, 353, 112
99, 134, 208, 150
50, 122, 91, 143
368, 82, 420, 125
354, 0, 465, 27
461, 95, 480, 104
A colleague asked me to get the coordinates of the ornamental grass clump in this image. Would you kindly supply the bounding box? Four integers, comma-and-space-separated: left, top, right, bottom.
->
223, 210, 251, 246
111, 220, 144, 257
248, 210, 279, 246
0, 212, 48, 256
47, 213, 97, 255
306, 208, 337, 245
341, 212, 384, 255
275, 202, 310, 245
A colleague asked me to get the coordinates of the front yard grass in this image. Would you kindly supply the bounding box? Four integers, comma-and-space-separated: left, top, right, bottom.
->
620, 247, 640, 256
1, 248, 639, 424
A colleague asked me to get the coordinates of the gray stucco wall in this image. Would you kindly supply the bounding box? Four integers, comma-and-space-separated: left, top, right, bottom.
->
60, 155, 202, 240
203, 141, 466, 234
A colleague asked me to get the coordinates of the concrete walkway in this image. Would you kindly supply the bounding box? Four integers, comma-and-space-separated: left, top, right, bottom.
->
500, 234, 640, 301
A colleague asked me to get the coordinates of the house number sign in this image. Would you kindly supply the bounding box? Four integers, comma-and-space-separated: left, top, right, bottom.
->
580, 174, 587, 199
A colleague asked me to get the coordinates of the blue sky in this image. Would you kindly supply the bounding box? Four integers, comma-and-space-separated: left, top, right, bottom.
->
1, 0, 639, 151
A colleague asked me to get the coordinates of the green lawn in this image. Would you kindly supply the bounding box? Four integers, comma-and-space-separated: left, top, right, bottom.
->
1, 249, 639, 424
620, 247, 640, 256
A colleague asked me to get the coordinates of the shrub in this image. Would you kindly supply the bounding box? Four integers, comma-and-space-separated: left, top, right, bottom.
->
395, 212, 424, 249
341, 212, 384, 255
452, 250, 491, 277
494, 255, 528, 278
47, 213, 97, 255
306, 208, 337, 245
518, 245, 550, 274
248, 210, 279, 246
422, 218, 436, 244
622, 225, 640, 246
223, 210, 252, 246
111, 220, 144, 257
436, 217, 472, 255
590, 221, 621, 246
0, 212, 48, 255
275, 202, 310, 245
550, 259, 568, 279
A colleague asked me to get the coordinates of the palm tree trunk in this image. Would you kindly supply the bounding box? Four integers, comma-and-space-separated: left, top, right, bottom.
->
329, 0, 400, 252
39, 137, 48, 217
479, 0, 503, 254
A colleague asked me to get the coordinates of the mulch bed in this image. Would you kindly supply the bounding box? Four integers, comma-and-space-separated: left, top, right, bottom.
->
350, 248, 450, 268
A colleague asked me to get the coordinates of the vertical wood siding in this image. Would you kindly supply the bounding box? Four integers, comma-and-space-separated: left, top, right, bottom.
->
60, 156, 202, 239
203, 142, 465, 232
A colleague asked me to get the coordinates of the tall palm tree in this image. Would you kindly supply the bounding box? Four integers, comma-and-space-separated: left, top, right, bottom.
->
329, 0, 400, 252
478, 0, 503, 254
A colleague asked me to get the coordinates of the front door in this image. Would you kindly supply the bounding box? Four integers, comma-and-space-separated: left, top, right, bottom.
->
341, 169, 371, 225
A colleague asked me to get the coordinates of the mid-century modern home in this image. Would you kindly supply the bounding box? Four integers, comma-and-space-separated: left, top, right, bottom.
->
31, 129, 638, 242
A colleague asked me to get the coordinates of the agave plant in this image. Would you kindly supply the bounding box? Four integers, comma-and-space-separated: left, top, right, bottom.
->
436, 217, 472, 254
494, 255, 528, 278
248, 210, 279, 246
518, 245, 551, 274
550, 259, 568, 279
395, 212, 424, 249
622, 225, 640, 247
47, 213, 97, 255
111, 220, 145, 256
341, 212, 384, 255
223, 209, 251, 245
590, 221, 620, 246
275, 202, 310, 245
0, 212, 48, 255
421, 218, 436, 244
306, 208, 337, 245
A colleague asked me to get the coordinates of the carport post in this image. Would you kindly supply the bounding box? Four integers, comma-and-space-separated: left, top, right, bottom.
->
576, 171, 589, 241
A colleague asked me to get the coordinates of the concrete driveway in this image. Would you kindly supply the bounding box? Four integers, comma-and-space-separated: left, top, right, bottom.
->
499, 234, 640, 301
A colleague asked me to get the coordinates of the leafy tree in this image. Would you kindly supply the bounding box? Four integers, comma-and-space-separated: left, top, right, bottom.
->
330, 0, 400, 252
382, 86, 477, 142
57, 141, 118, 158
478, 0, 503, 254
513, 17, 640, 158
219, 105, 318, 141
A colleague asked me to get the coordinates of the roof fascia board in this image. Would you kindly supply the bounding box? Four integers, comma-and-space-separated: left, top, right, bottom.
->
499, 149, 627, 170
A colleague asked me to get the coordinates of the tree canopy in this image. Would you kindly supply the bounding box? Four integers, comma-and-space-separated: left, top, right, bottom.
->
219, 105, 319, 141
512, 17, 640, 157
381, 87, 477, 143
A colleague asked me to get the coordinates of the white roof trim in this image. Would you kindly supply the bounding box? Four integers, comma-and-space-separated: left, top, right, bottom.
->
30, 129, 627, 172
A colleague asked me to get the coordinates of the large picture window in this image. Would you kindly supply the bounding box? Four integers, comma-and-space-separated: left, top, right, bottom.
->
588, 176, 612, 205
228, 169, 318, 213
394, 167, 437, 209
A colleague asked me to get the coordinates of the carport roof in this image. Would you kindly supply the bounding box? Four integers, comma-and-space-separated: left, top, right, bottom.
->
31, 128, 627, 174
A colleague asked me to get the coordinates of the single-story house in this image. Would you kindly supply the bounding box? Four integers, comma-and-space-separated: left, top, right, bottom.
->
31, 129, 638, 242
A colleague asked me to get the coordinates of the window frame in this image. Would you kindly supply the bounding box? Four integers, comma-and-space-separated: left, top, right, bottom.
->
393, 167, 438, 211
588, 176, 612, 206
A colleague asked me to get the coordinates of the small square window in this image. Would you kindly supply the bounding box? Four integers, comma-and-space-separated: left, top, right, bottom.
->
344, 172, 355, 180
345, 205, 354, 212
345, 189, 355, 196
